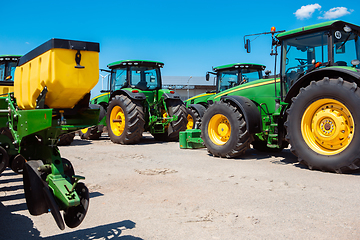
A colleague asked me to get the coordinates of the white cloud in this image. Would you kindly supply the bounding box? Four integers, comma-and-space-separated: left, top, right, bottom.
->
318, 7, 353, 20
294, 4, 322, 20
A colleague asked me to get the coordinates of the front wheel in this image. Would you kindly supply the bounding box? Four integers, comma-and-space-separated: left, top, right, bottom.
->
285, 78, 360, 173
201, 101, 252, 158
186, 104, 206, 129
106, 95, 145, 144
186, 108, 196, 129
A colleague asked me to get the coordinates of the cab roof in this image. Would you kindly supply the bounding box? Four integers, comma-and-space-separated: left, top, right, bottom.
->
276, 20, 360, 40
0, 55, 21, 61
213, 63, 266, 72
108, 60, 164, 69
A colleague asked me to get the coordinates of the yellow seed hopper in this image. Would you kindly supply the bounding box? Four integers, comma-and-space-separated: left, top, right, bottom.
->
14, 38, 99, 109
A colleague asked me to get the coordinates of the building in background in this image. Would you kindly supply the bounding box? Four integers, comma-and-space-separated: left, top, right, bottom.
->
162, 76, 215, 101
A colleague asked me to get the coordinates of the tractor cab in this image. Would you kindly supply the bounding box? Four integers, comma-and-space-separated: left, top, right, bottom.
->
209, 63, 265, 93
0, 55, 21, 94
108, 60, 163, 92
276, 20, 360, 93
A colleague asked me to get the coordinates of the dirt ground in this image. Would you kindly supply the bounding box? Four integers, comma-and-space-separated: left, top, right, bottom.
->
1, 133, 360, 239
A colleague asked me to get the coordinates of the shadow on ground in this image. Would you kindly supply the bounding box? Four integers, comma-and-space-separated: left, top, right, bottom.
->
0, 207, 142, 240
68, 133, 170, 146
0, 170, 127, 240
207, 147, 360, 175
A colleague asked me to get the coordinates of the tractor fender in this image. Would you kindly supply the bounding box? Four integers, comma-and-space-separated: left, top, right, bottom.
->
285, 67, 360, 103
89, 104, 106, 122
221, 95, 262, 134
189, 103, 207, 118
110, 89, 146, 101
162, 92, 182, 100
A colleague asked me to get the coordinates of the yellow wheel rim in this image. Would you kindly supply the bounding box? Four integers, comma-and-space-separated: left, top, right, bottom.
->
110, 106, 125, 136
187, 114, 194, 129
162, 109, 169, 130
301, 98, 354, 155
80, 128, 88, 134
208, 114, 231, 145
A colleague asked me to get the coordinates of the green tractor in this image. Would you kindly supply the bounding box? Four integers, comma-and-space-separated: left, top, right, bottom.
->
0, 55, 21, 94
185, 63, 266, 129
201, 20, 360, 173
85, 60, 187, 144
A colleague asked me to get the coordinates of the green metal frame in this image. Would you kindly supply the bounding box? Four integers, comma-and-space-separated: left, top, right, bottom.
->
0, 93, 99, 209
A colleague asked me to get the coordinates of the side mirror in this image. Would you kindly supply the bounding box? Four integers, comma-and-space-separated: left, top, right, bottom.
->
245, 39, 251, 53
206, 72, 210, 81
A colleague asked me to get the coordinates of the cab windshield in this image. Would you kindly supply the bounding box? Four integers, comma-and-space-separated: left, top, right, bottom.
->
0, 61, 17, 81
217, 70, 238, 92
281, 29, 360, 91
217, 68, 262, 92
110, 66, 161, 91
130, 66, 161, 90
111, 68, 127, 90
333, 31, 360, 68
241, 68, 263, 83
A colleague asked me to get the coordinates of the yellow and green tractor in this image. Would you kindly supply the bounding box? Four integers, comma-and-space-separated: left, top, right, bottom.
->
200, 20, 360, 173
84, 60, 188, 144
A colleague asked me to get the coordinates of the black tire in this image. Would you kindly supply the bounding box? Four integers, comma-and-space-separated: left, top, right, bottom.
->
152, 99, 187, 141
106, 95, 145, 144
23, 160, 48, 215
57, 132, 75, 146
0, 146, 9, 174
201, 101, 252, 158
187, 104, 206, 129
79, 126, 102, 140
285, 78, 360, 173
79, 128, 90, 139
186, 108, 196, 129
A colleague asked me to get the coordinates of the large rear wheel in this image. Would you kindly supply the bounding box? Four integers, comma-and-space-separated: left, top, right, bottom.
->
106, 95, 145, 144
285, 78, 360, 173
201, 101, 251, 158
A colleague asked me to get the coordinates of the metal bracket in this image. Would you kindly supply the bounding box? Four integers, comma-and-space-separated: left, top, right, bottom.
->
36, 87, 48, 109
75, 50, 85, 69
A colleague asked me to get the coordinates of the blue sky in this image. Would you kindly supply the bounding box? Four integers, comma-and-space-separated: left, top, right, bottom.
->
1, 0, 359, 96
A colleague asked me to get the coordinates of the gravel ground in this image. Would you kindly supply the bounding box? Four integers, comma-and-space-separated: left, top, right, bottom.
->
1, 133, 360, 239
